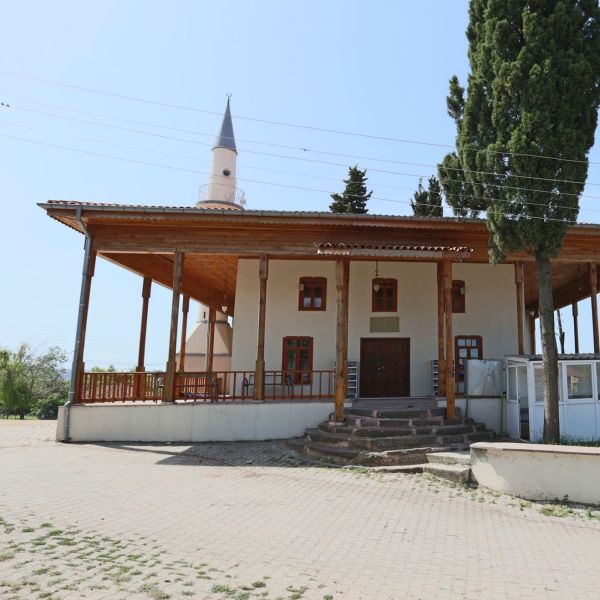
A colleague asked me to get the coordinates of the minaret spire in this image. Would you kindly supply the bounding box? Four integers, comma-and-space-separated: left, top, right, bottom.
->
213, 95, 237, 154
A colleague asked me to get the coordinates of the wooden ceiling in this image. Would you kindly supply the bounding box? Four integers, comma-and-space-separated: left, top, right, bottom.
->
101, 253, 239, 314
42, 202, 600, 315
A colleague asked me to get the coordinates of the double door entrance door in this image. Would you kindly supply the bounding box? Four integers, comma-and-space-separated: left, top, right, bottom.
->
359, 338, 410, 397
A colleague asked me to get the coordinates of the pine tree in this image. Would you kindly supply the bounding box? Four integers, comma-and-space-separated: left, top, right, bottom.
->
330, 166, 371, 214
438, 0, 600, 442
411, 176, 443, 217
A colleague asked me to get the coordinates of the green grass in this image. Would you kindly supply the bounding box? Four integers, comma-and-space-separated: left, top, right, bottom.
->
540, 504, 574, 518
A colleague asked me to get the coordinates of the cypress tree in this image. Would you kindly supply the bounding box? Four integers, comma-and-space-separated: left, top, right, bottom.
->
411, 176, 443, 217
330, 166, 371, 214
438, 0, 600, 442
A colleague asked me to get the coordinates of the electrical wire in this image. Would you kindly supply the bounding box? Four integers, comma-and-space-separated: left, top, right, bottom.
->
1, 131, 589, 224
3, 103, 600, 201
1, 68, 598, 166
3, 92, 599, 187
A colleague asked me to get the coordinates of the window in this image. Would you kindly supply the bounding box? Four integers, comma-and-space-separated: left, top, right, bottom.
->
372, 278, 397, 312
452, 280, 465, 313
299, 277, 327, 311
454, 335, 483, 393
566, 363, 593, 400
282, 337, 313, 384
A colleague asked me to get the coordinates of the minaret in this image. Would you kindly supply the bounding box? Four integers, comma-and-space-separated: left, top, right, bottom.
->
183, 97, 244, 371
196, 96, 245, 209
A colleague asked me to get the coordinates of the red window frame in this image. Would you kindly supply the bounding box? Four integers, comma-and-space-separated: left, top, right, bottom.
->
452, 280, 466, 313
282, 336, 314, 384
299, 277, 327, 311
372, 278, 397, 312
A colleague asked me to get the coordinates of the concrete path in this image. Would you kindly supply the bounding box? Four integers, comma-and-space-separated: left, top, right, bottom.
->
1, 420, 600, 599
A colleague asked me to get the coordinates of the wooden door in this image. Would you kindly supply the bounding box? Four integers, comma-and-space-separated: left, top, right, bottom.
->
360, 338, 410, 397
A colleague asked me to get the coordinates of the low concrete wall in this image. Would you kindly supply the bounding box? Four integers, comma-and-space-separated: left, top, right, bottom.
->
471, 442, 600, 505
57, 401, 342, 443
437, 397, 504, 433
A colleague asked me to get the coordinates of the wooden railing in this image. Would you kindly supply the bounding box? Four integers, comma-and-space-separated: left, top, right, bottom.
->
78, 370, 335, 403
79, 371, 164, 403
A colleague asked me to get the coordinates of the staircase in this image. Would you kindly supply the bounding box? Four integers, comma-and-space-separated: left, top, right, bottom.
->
288, 399, 494, 466
423, 451, 472, 483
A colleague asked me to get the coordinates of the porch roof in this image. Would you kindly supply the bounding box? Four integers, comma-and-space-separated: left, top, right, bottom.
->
39, 200, 600, 314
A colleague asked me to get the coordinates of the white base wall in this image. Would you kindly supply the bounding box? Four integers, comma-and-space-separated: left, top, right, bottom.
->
471, 442, 600, 505
56, 402, 342, 443
437, 397, 505, 434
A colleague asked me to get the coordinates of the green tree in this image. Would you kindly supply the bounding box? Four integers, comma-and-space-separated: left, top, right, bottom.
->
330, 166, 371, 214
0, 344, 68, 419
411, 176, 443, 217
438, 0, 600, 442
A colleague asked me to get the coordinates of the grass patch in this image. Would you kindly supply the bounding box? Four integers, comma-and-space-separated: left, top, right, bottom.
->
252, 580, 267, 588
540, 504, 574, 518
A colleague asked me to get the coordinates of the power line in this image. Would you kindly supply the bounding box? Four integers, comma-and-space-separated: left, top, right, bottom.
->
3, 92, 599, 187
1, 68, 598, 166
1, 131, 590, 224
3, 120, 589, 216
0, 120, 436, 193
4, 103, 600, 201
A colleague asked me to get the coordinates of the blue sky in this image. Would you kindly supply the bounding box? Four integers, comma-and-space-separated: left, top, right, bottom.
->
0, 0, 598, 368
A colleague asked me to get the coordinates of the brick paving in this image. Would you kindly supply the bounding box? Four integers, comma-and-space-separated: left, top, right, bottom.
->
1, 421, 600, 599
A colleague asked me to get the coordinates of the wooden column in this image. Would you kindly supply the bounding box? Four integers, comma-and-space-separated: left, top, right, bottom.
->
529, 313, 537, 355
514, 262, 525, 355
136, 278, 152, 372
443, 260, 455, 419
254, 255, 269, 400
71, 247, 97, 404
572, 302, 579, 354
178, 295, 190, 372
591, 264, 599, 354
436, 262, 446, 397
163, 252, 184, 402
334, 257, 350, 422
206, 307, 216, 373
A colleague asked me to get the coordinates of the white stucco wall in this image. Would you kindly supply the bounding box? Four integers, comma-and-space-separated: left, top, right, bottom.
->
57, 402, 341, 443
471, 442, 600, 505
231, 259, 519, 397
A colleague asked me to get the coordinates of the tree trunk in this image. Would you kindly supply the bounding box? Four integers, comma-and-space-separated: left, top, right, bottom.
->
537, 256, 560, 443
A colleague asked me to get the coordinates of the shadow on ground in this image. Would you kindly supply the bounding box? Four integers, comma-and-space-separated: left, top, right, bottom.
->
90, 439, 324, 468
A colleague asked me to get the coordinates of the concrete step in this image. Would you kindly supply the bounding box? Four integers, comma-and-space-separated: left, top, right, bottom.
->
426, 450, 471, 466
348, 430, 494, 451
287, 438, 465, 467
344, 407, 447, 419
319, 421, 484, 437
344, 415, 475, 428
423, 462, 471, 484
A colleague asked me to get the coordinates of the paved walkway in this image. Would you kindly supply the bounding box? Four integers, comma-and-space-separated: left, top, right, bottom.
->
1, 421, 600, 599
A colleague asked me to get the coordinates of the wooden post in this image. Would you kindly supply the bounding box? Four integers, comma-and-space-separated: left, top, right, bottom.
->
164, 252, 184, 402
71, 248, 97, 403
206, 307, 216, 373
334, 257, 350, 422
572, 302, 579, 354
591, 264, 599, 354
443, 260, 455, 419
254, 255, 268, 400
135, 277, 152, 399
436, 262, 446, 397
515, 262, 525, 355
529, 313, 537, 355
178, 295, 190, 372
137, 278, 152, 372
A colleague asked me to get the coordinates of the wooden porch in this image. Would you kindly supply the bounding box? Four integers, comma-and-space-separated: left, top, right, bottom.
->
40, 201, 600, 422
